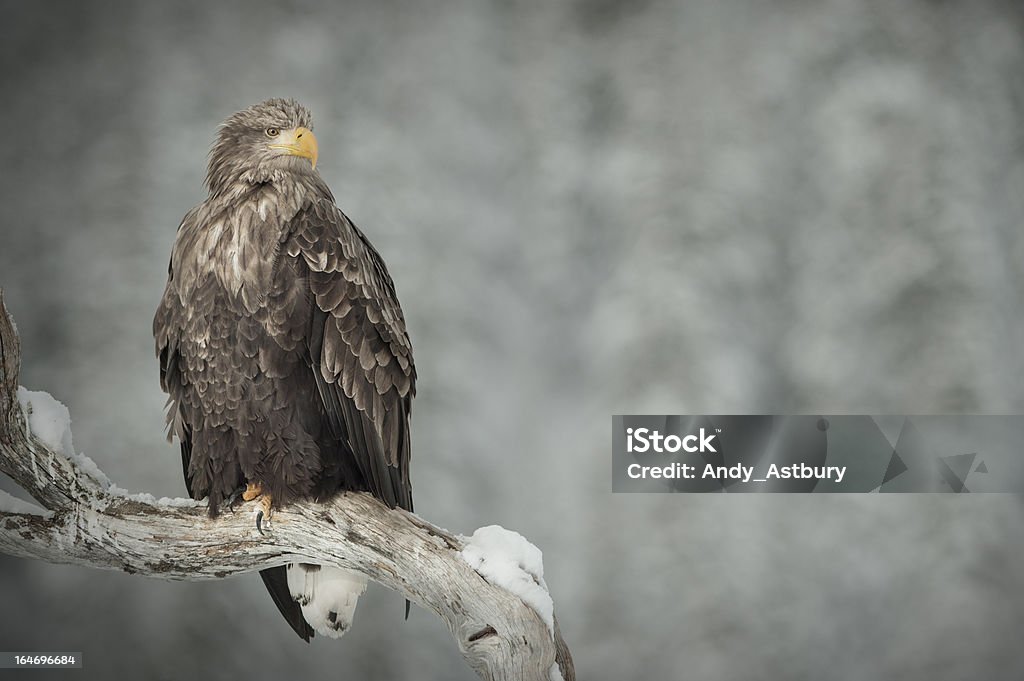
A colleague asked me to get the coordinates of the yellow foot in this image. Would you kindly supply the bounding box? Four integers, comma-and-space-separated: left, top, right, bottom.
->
242, 483, 273, 535
242, 482, 262, 501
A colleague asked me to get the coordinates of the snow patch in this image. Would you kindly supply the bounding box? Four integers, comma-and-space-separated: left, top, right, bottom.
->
154, 495, 202, 508
106, 486, 200, 508
0, 488, 51, 517
461, 525, 554, 633
17, 387, 75, 457
14, 387, 198, 509
69, 452, 112, 488
549, 663, 565, 681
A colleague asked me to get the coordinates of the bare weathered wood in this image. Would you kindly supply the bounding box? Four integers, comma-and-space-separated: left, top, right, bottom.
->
0, 289, 17, 438
0, 291, 574, 681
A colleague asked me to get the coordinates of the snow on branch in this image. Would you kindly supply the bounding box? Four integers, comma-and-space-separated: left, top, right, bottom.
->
0, 290, 574, 681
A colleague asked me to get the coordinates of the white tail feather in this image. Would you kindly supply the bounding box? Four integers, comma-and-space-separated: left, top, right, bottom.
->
286, 563, 367, 638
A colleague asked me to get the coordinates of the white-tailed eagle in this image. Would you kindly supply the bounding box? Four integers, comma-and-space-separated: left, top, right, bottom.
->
153, 98, 415, 641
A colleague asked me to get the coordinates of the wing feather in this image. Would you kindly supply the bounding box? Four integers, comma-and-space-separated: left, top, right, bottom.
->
154, 212, 201, 499
290, 199, 415, 511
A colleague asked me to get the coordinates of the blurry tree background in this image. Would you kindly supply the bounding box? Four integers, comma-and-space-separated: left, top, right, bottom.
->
2, 1, 1024, 679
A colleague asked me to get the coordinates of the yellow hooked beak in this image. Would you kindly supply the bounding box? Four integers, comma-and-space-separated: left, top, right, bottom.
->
269, 126, 318, 169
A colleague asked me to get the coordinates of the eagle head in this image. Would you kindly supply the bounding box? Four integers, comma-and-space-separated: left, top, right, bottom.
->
206, 98, 319, 195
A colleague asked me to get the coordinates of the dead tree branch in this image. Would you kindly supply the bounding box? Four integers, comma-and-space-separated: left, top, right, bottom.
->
0, 290, 574, 681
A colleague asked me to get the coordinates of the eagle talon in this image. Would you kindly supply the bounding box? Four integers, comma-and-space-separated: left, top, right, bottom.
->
224, 484, 249, 514
250, 489, 273, 535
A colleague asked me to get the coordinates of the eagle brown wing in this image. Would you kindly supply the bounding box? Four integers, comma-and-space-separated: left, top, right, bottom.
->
153, 209, 198, 500
286, 198, 415, 512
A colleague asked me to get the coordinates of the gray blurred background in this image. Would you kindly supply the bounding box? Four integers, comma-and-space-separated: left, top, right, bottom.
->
2, 0, 1024, 679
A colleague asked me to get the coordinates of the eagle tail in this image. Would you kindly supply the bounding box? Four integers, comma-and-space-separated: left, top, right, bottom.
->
259, 567, 313, 642
286, 563, 367, 639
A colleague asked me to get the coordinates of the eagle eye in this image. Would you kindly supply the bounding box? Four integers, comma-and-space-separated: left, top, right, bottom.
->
265, 127, 280, 137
